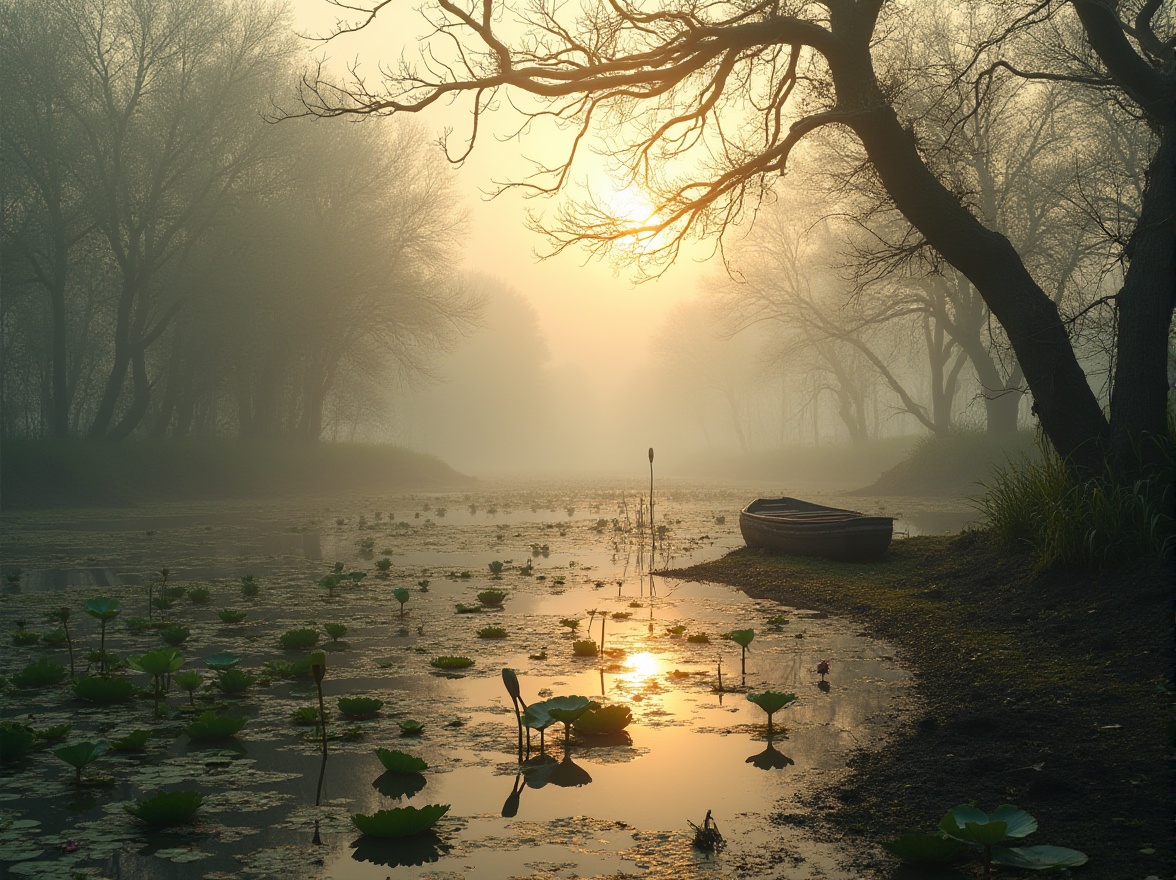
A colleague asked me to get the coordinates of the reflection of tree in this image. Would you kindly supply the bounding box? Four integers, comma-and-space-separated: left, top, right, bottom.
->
351, 833, 450, 868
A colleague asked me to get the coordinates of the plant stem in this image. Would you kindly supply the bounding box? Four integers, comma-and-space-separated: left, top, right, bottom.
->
315, 681, 327, 755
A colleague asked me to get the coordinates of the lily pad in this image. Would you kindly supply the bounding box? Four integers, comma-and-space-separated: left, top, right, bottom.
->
375, 748, 427, 774
351, 804, 449, 838
990, 844, 1088, 869
204, 652, 241, 671
883, 831, 963, 864
125, 790, 203, 827
573, 704, 632, 736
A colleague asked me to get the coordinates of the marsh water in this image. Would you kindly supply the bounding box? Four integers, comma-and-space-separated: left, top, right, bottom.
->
0, 483, 966, 879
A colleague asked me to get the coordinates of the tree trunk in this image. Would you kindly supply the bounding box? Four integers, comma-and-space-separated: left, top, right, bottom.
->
47, 277, 70, 438
832, 46, 1108, 469
108, 347, 151, 440
1108, 125, 1175, 473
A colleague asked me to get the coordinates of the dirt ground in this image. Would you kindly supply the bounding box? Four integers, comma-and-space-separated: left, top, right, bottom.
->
666, 533, 1173, 879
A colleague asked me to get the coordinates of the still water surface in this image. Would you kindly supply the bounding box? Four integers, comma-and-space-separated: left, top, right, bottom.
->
0, 482, 946, 879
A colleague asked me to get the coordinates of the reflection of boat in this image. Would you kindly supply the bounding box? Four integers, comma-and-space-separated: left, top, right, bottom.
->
739, 497, 893, 561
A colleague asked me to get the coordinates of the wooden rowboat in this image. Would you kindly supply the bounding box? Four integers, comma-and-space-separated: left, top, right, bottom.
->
739, 497, 893, 561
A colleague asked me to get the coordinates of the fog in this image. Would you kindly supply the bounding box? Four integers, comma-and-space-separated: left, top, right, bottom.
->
1, 0, 1146, 488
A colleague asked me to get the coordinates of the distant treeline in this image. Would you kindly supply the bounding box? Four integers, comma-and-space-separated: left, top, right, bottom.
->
0, 439, 473, 508
1, 0, 477, 443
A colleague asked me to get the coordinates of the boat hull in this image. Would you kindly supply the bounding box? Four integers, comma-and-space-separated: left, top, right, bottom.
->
739, 497, 893, 562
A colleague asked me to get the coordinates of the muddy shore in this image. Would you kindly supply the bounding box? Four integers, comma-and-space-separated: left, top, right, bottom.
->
666, 533, 1173, 880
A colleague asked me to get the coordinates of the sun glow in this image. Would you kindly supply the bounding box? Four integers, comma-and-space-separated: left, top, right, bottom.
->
603, 183, 662, 231
624, 650, 662, 683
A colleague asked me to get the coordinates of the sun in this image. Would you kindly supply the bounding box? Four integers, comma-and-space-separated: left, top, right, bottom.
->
602, 182, 661, 230
624, 650, 662, 683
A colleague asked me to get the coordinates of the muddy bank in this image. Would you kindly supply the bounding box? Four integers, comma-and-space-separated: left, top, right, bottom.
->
665, 535, 1173, 880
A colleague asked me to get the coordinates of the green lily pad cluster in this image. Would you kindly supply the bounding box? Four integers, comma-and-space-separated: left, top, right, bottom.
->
885, 804, 1088, 872
352, 804, 449, 838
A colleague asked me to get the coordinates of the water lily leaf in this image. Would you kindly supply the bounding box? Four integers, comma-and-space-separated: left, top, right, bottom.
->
521, 704, 555, 731
883, 832, 963, 865
746, 691, 797, 715
83, 597, 120, 619
127, 648, 183, 676
53, 741, 106, 770
728, 629, 755, 648
941, 806, 1009, 846
573, 704, 632, 736
351, 804, 449, 839
990, 845, 1088, 870
125, 790, 203, 827
989, 804, 1037, 838
541, 696, 599, 725
375, 748, 427, 774
204, 652, 241, 671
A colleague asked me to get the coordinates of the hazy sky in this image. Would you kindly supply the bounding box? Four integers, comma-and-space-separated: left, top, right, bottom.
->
289, 0, 710, 400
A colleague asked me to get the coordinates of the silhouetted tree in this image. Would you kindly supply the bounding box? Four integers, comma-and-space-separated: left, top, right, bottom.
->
297, 0, 1173, 477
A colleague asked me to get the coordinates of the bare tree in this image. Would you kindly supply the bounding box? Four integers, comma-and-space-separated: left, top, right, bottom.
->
296, 0, 1173, 477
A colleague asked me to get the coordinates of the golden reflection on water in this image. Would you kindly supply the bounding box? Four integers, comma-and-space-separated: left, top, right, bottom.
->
620, 649, 661, 686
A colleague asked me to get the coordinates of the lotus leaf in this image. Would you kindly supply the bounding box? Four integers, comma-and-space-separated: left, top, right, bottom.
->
185, 711, 246, 741
214, 668, 254, 694
393, 588, 411, 605
376, 748, 428, 774
430, 656, 474, 669
159, 625, 190, 646
398, 720, 425, 736
12, 658, 67, 688
53, 741, 106, 770
338, 696, 384, 719
41, 628, 69, 647
990, 844, 1088, 870
204, 652, 241, 670
883, 832, 964, 865
74, 675, 134, 703
940, 804, 1035, 845
477, 589, 506, 606
454, 603, 481, 613
572, 640, 598, 657
280, 628, 319, 649
573, 704, 632, 736
746, 691, 797, 716
324, 622, 348, 641
477, 626, 507, 639
351, 804, 449, 839
0, 723, 38, 762
727, 629, 755, 647
290, 706, 321, 725
128, 648, 184, 676
188, 587, 211, 604
125, 790, 203, 827
217, 609, 247, 623
537, 696, 600, 737
83, 597, 121, 620
111, 729, 152, 751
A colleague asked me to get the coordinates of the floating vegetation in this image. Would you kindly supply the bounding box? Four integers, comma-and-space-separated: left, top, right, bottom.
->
214, 668, 254, 695
429, 656, 474, 669
690, 810, 725, 852
454, 603, 482, 614
397, 720, 425, 736
217, 608, 247, 623
476, 626, 507, 639
0, 722, 38, 762
487, 561, 505, 578
188, 587, 211, 605
73, 674, 134, 704
204, 652, 241, 671
289, 706, 322, 725
53, 741, 106, 787
159, 624, 191, 646
337, 696, 384, 719
185, 711, 246, 741
560, 618, 581, 633
573, 704, 633, 736
12, 658, 67, 688
264, 658, 311, 679
572, 640, 598, 657
110, 729, 152, 751
240, 575, 259, 598
686, 632, 710, 644
125, 790, 203, 827
375, 748, 428, 774
476, 589, 506, 607
324, 622, 348, 642
351, 804, 449, 839
665, 625, 687, 636
279, 628, 319, 649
